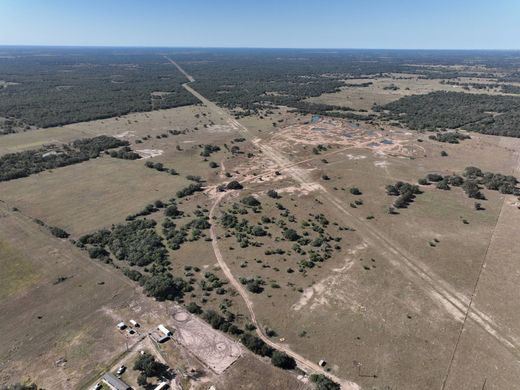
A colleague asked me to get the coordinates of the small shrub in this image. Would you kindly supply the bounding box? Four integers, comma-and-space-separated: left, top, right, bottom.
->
350, 187, 362, 195
49, 226, 69, 239
226, 180, 243, 190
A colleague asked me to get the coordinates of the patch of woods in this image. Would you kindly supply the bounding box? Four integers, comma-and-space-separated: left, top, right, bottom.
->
77, 218, 187, 301
240, 333, 296, 369
76, 199, 212, 301
290, 101, 376, 121
162, 206, 211, 250
428, 131, 470, 144
310, 374, 341, 390
200, 144, 221, 157
0, 50, 198, 128
383, 91, 520, 137
417, 166, 519, 200
501, 84, 520, 94
176, 183, 203, 198
0, 135, 130, 181
109, 146, 140, 160
386, 167, 519, 213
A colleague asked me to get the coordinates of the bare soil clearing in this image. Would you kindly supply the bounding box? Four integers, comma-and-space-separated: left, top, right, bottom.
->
171, 308, 242, 374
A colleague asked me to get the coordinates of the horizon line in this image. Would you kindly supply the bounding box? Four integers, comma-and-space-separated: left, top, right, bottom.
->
0, 44, 519, 52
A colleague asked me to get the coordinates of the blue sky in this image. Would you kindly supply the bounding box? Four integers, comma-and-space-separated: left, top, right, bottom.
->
1, 0, 519, 49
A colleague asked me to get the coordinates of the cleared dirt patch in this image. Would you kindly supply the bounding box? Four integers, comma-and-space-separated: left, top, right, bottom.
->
271, 117, 418, 159
136, 148, 164, 158
171, 308, 242, 374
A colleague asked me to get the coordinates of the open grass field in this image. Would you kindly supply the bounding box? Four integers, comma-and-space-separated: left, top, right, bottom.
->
0, 157, 190, 237
3, 49, 520, 390
0, 204, 137, 389
305, 74, 520, 114
0, 104, 221, 156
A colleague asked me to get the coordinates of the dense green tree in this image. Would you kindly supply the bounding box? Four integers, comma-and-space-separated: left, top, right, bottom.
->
226, 180, 243, 190
241, 196, 261, 207
240, 333, 273, 357
283, 228, 300, 241
134, 352, 169, 378
143, 274, 187, 301
310, 374, 341, 390
271, 351, 296, 369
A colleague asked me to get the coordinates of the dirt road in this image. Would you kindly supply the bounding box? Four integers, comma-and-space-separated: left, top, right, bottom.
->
208, 191, 360, 390
165, 56, 520, 388
165, 56, 361, 389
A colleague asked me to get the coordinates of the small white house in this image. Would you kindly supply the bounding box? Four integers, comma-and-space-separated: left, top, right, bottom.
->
158, 324, 172, 337
116, 322, 126, 330
130, 319, 139, 327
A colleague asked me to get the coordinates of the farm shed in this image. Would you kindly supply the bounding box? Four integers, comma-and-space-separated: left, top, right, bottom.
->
158, 324, 172, 336
102, 372, 130, 390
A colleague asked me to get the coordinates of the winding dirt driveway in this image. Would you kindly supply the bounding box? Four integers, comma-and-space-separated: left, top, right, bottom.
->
208, 191, 360, 390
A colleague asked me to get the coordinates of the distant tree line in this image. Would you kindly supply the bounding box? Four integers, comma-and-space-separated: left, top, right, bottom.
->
0, 384, 41, 390
383, 91, 520, 137
0, 51, 198, 128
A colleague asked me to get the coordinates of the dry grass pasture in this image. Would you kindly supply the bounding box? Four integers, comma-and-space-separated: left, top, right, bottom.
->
0, 204, 138, 389
0, 157, 190, 237
305, 74, 520, 114
0, 201, 303, 390
0, 104, 223, 156
3, 65, 520, 390
202, 111, 520, 390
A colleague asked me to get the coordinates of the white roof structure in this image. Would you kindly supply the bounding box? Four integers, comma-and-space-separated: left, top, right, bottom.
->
158, 324, 172, 336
